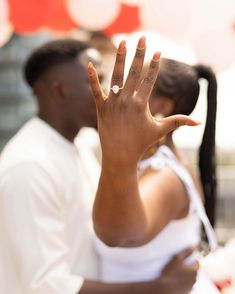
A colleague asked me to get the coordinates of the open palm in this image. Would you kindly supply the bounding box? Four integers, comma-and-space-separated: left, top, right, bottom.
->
88, 36, 199, 166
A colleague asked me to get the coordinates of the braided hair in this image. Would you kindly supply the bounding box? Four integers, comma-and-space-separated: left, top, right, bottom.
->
152, 58, 217, 227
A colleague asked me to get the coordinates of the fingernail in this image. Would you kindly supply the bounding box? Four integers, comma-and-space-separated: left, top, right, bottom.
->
118, 40, 126, 54
87, 62, 93, 75
187, 120, 201, 126
153, 51, 161, 61
138, 36, 146, 49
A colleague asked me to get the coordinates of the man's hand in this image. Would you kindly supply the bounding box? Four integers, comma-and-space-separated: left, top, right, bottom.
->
88, 36, 200, 168
160, 247, 199, 294
80, 247, 198, 294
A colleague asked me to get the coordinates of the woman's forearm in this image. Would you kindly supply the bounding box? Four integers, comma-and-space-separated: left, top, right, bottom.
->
92, 161, 148, 247
89, 36, 199, 248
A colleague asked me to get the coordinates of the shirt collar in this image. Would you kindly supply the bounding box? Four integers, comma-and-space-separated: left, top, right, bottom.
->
30, 116, 78, 153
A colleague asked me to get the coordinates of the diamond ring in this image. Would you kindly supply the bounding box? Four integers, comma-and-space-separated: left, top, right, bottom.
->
111, 85, 123, 95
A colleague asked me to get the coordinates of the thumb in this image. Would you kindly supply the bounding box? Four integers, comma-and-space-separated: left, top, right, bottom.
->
157, 115, 201, 137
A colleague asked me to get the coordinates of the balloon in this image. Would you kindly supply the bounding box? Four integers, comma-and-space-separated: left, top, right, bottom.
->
67, 0, 120, 31
181, 0, 235, 47
0, 0, 8, 21
0, 22, 13, 47
140, 0, 192, 40
8, 0, 76, 33
121, 0, 146, 5
194, 25, 235, 72
190, 0, 235, 38
104, 3, 140, 35
0, 0, 12, 47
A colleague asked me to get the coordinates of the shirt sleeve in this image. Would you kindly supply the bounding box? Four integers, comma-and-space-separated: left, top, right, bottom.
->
1, 162, 84, 294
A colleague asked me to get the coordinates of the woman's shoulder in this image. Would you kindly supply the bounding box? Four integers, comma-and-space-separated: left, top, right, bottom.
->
140, 163, 190, 219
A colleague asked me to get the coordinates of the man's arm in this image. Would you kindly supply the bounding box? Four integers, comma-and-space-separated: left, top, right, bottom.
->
1, 163, 83, 293
80, 247, 198, 294
88, 37, 200, 246
80, 279, 167, 294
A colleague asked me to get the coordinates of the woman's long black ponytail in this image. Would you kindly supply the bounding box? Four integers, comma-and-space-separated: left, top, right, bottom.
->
194, 65, 217, 227
153, 59, 218, 227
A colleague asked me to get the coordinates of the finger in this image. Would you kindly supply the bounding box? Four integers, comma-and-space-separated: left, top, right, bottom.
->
122, 36, 146, 96
88, 62, 106, 108
110, 41, 126, 97
157, 115, 201, 138
188, 261, 200, 271
174, 247, 197, 262
137, 51, 161, 103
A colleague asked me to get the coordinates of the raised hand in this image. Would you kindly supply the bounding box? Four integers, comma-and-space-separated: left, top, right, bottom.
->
88, 36, 199, 167
89, 37, 200, 247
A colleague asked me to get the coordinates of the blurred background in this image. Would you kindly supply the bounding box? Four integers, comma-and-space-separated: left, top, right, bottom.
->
0, 0, 235, 244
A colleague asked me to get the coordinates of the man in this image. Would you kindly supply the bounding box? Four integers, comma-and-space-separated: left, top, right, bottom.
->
0, 38, 197, 293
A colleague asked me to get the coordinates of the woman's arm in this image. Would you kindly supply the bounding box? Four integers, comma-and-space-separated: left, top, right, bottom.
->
137, 167, 190, 244
88, 36, 200, 247
93, 165, 189, 247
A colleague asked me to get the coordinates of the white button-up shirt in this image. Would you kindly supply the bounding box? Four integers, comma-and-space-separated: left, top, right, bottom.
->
0, 117, 100, 294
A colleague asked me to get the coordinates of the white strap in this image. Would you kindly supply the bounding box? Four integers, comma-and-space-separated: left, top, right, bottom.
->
160, 147, 218, 251
147, 146, 219, 251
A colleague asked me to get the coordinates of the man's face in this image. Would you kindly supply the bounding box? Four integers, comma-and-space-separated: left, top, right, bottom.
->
61, 48, 104, 129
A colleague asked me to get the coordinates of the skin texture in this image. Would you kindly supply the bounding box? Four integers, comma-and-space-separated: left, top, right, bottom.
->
33, 41, 198, 293
88, 36, 200, 247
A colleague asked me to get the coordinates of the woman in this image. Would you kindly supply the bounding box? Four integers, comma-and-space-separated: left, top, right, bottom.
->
89, 39, 220, 292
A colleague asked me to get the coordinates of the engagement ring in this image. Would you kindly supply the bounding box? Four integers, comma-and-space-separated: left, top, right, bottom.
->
111, 85, 123, 94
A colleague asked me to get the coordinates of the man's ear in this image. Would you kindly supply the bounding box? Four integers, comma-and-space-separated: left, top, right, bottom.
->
51, 81, 68, 105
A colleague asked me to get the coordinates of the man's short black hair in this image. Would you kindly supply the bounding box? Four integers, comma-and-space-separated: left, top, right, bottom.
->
24, 38, 90, 88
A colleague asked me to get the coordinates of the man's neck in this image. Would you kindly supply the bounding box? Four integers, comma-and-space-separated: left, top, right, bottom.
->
38, 112, 79, 142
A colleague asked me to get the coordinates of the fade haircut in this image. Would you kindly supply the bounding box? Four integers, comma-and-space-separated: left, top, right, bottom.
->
24, 39, 90, 88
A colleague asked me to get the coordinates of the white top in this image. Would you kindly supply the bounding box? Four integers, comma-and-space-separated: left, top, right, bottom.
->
0, 117, 100, 294
94, 146, 218, 285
